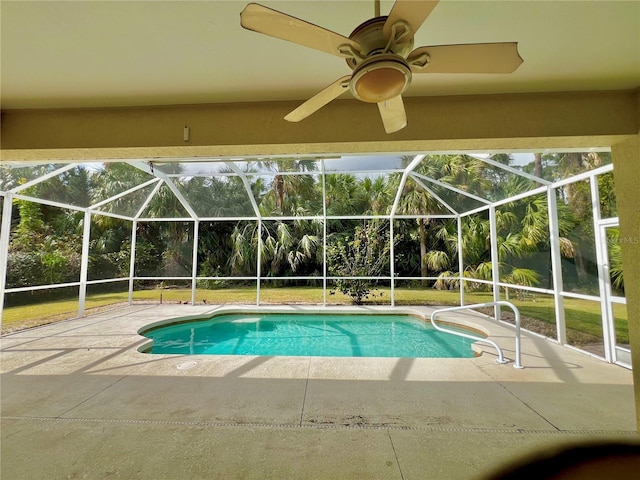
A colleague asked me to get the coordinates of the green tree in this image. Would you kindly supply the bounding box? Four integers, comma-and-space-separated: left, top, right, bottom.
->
606, 228, 624, 292
260, 219, 322, 280
324, 174, 362, 215
327, 220, 391, 304
361, 176, 393, 215
229, 222, 260, 277
461, 193, 576, 295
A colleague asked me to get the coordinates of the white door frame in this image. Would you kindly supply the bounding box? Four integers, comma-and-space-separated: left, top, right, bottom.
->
596, 218, 631, 367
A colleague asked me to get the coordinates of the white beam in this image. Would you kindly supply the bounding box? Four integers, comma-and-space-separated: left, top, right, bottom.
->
479, 154, 551, 185
322, 161, 328, 306
390, 219, 395, 307
128, 220, 137, 305
9, 163, 78, 193
134, 180, 163, 219
128, 161, 197, 219
77, 210, 92, 317
0, 194, 14, 322
591, 176, 614, 361
547, 186, 567, 345
226, 161, 262, 217
161, 177, 198, 219
458, 216, 465, 306
390, 155, 425, 217
90, 178, 160, 210
411, 171, 491, 205
489, 206, 501, 320
552, 163, 614, 189
12, 193, 85, 212
410, 174, 459, 215
257, 219, 262, 306
489, 185, 548, 209
191, 220, 199, 305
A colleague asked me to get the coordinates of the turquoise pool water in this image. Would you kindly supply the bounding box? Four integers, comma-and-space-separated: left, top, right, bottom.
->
140, 313, 478, 358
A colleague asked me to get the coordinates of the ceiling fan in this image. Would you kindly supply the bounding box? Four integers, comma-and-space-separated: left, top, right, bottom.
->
240, 0, 523, 134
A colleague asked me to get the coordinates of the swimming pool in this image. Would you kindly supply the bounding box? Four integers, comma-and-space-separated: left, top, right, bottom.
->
139, 312, 480, 358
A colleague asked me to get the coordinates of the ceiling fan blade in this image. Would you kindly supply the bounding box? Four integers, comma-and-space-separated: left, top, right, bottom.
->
240, 3, 361, 58
285, 75, 351, 123
383, 1, 440, 40
408, 42, 523, 73
377, 95, 407, 134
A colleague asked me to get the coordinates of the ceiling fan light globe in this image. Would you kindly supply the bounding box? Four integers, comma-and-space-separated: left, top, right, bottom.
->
350, 57, 412, 103
354, 68, 406, 103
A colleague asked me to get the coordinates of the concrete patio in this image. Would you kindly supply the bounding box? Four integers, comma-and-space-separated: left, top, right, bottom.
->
1, 304, 637, 479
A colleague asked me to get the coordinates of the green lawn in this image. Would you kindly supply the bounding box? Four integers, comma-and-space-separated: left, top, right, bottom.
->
1, 286, 628, 344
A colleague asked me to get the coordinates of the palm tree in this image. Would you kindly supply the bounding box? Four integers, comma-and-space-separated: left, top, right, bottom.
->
361, 176, 393, 215
394, 154, 489, 286
260, 219, 322, 280
229, 222, 259, 277
258, 158, 320, 216
324, 173, 363, 216
395, 182, 441, 286
462, 192, 578, 295
428, 219, 459, 290
606, 228, 624, 292
92, 164, 193, 279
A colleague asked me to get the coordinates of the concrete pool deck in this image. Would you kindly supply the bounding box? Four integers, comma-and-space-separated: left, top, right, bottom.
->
1, 304, 637, 479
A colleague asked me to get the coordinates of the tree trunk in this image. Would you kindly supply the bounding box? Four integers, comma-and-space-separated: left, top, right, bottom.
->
275, 175, 285, 214
533, 153, 543, 186
573, 242, 589, 285
562, 152, 590, 285
561, 152, 583, 177
419, 218, 428, 287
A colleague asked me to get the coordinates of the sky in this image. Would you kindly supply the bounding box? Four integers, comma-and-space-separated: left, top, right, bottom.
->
74, 152, 536, 178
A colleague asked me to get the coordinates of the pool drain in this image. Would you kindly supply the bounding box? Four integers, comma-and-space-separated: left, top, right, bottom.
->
177, 361, 197, 370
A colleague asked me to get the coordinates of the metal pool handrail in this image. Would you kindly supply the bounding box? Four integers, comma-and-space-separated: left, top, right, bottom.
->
430, 301, 523, 369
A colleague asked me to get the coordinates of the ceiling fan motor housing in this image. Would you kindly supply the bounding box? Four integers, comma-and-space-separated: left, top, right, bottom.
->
350, 54, 412, 103
346, 16, 414, 68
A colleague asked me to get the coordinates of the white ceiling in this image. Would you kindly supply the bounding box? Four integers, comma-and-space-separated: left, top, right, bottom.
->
1, 0, 639, 110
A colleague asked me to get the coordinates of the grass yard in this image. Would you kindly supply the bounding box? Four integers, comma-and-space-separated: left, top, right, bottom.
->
1, 286, 629, 345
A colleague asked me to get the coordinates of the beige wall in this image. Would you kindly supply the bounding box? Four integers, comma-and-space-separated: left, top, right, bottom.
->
1, 90, 638, 161
612, 136, 640, 428
1, 88, 639, 427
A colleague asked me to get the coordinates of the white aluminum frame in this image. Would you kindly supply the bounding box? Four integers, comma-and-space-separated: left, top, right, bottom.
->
0, 153, 626, 367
